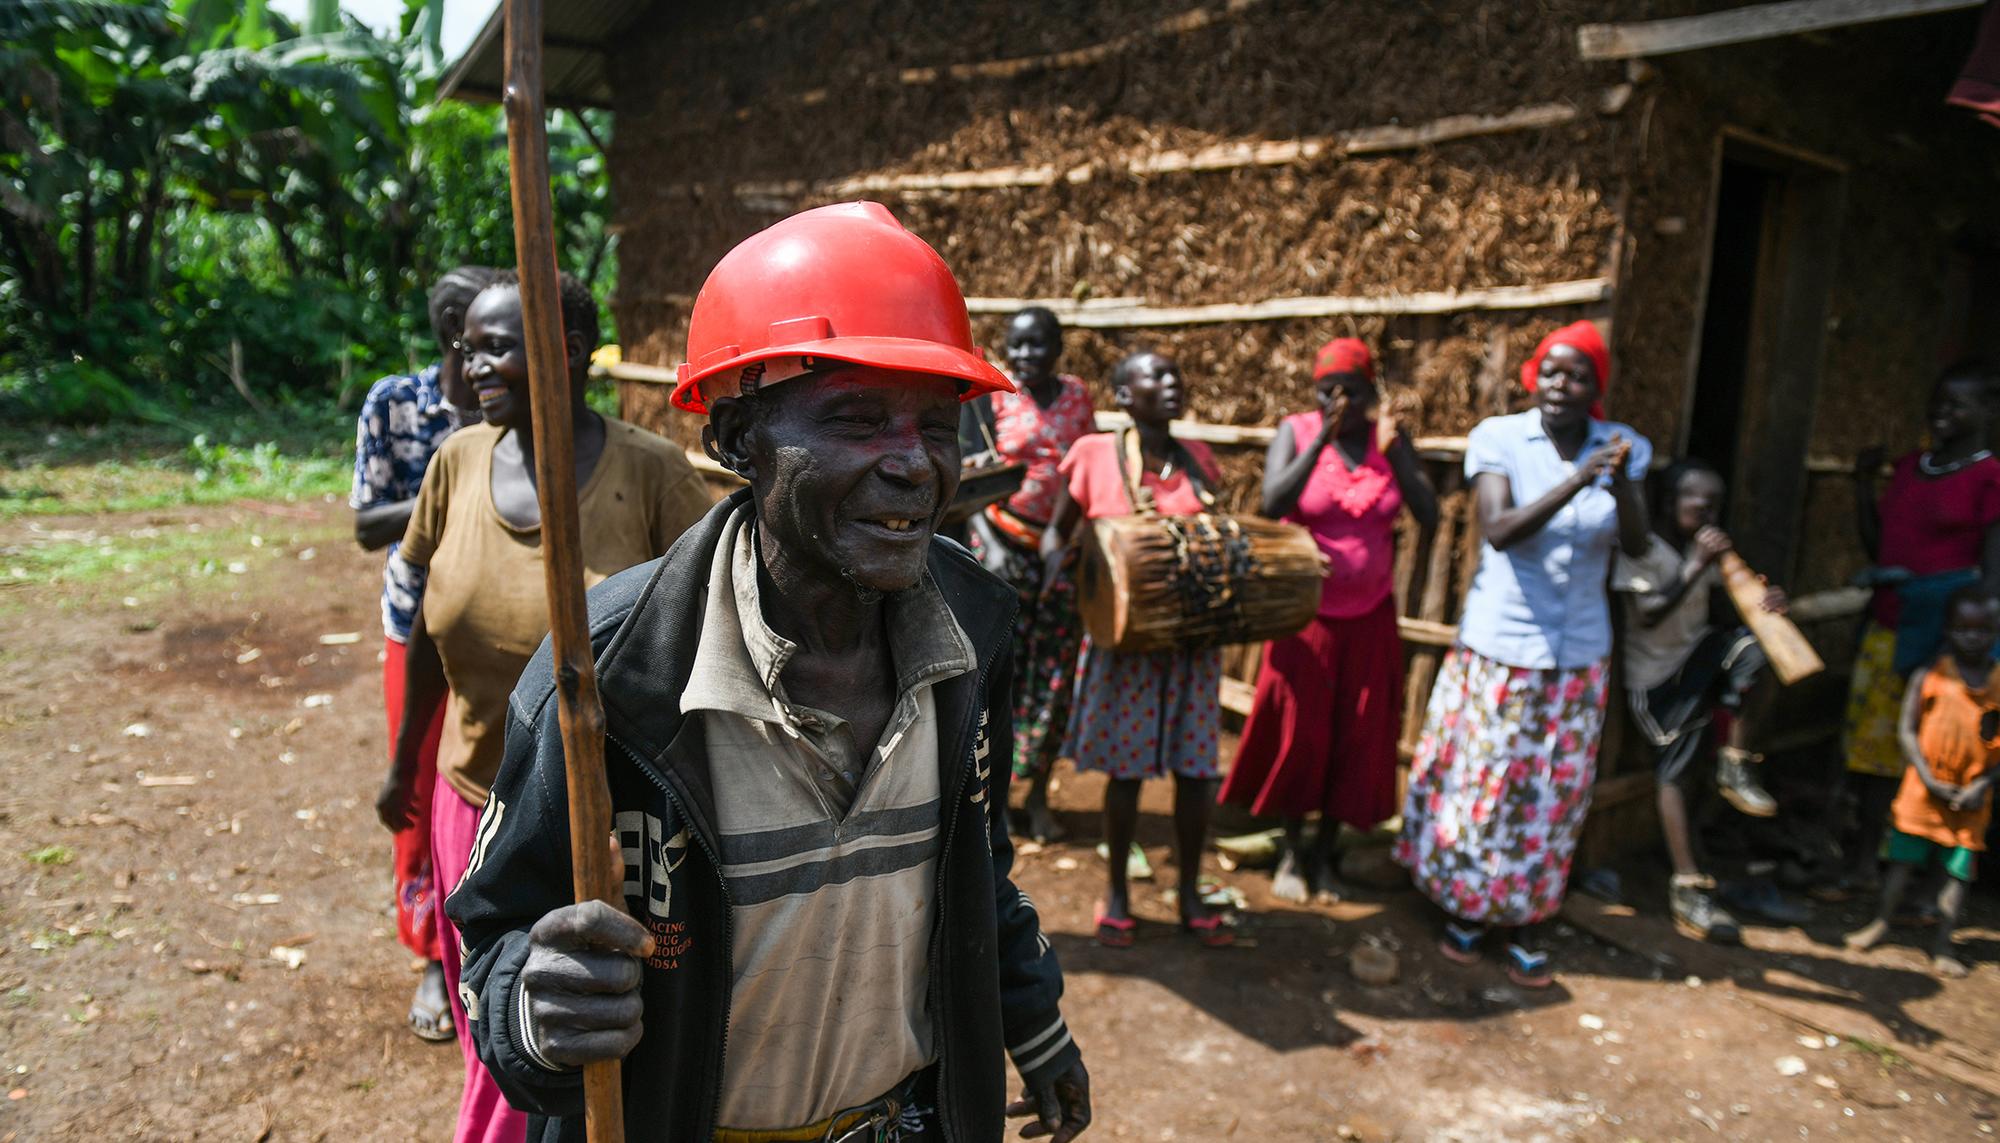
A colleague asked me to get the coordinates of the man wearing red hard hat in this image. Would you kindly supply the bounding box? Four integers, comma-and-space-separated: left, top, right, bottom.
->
446, 202, 1092, 1143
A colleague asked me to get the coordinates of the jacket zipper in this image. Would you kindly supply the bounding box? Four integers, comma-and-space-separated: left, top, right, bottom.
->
606, 730, 734, 1141
928, 608, 1016, 1143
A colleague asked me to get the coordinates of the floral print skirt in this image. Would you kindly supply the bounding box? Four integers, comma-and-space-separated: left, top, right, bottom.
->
1842, 625, 1904, 778
965, 512, 1083, 780
1394, 647, 1609, 927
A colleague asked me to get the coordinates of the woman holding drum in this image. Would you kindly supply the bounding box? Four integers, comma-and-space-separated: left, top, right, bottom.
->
960, 306, 1098, 843
1043, 350, 1234, 948
1394, 320, 1650, 988
1221, 338, 1438, 904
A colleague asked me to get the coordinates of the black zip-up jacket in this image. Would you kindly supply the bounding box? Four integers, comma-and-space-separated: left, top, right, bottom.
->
447, 489, 1081, 1141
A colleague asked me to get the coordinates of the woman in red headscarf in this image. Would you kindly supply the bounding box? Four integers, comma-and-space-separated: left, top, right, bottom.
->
1221, 339, 1437, 903
1394, 320, 1651, 987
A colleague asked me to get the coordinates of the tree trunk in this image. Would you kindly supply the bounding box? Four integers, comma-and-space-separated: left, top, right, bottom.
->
77, 192, 96, 318
131, 169, 166, 292
263, 201, 304, 278
108, 197, 130, 298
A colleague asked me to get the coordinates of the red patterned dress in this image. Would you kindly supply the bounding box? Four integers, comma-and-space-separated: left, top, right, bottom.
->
963, 375, 1097, 779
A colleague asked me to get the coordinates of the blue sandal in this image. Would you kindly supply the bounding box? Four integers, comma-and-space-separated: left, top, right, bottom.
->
1438, 922, 1485, 964
1506, 943, 1553, 989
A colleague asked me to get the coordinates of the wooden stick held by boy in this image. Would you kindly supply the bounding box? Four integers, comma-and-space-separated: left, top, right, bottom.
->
1719, 551, 1825, 685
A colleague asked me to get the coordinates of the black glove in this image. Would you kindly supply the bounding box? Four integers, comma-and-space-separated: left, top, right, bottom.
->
1004, 1058, 1091, 1141
518, 900, 653, 1069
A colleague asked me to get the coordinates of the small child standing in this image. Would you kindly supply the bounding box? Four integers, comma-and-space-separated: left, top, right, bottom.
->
1845, 586, 2000, 978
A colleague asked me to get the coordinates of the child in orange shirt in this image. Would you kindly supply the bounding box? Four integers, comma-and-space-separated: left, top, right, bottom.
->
1845, 586, 2000, 978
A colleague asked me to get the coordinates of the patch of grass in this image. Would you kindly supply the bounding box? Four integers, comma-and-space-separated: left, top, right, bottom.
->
1844, 1036, 1909, 1069
0, 401, 353, 519
25, 845, 74, 867
28, 928, 77, 951
0, 514, 344, 598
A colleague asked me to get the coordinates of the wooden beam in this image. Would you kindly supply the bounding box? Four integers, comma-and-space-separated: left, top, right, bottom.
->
964, 296, 1146, 315
1085, 410, 1469, 458
1220, 675, 1255, 718
963, 279, 1612, 330
727, 93, 1622, 205
1578, 0, 1981, 61
897, 0, 1267, 85
1397, 616, 1459, 648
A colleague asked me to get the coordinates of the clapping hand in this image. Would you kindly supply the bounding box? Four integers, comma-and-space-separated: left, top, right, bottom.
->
1578, 435, 1631, 485
1374, 408, 1405, 454
1318, 388, 1350, 441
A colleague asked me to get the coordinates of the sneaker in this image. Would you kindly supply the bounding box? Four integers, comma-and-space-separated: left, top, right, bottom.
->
1671, 878, 1743, 944
1717, 749, 1777, 818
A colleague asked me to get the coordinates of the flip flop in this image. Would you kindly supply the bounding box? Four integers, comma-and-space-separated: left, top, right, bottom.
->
1181, 912, 1236, 949
1438, 921, 1485, 965
1505, 943, 1554, 990
408, 964, 455, 1043
1093, 901, 1136, 949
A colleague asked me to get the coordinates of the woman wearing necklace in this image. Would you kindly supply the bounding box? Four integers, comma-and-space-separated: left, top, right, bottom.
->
1221, 339, 1437, 904
1394, 321, 1650, 988
960, 307, 1097, 843
1043, 351, 1233, 948
1836, 358, 2000, 897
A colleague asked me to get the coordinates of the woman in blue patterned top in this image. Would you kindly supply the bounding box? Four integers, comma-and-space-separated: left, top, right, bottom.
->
1394, 320, 1651, 988
348, 264, 499, 1042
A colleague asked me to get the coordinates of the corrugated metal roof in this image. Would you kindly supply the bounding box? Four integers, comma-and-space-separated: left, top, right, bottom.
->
438, 0, 656, 110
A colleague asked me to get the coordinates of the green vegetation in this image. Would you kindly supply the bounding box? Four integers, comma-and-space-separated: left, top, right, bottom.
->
1843, 1036, 1910, 1070
1, 0, 614, 424
0, 401, 351, 518
25, 844, 76, 866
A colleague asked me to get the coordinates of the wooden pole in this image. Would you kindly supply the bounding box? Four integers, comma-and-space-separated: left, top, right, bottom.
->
501, 2, 626, 1140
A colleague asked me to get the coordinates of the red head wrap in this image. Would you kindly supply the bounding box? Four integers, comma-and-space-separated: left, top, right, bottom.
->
1520, 320, 1610, 419
1312, 337, 1375, 382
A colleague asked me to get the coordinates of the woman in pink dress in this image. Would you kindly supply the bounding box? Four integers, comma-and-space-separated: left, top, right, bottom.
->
1221, 339, 1437, 903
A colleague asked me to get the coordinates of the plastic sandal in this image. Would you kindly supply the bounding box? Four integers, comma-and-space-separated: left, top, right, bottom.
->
1181, 912, 1236, 948
1438, 922, 1485, 965
1093, 901, 1136, 948
1506, 943, 1554, 989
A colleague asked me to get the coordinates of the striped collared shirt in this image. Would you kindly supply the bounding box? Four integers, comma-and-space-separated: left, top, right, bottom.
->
681, 504, 975, 1131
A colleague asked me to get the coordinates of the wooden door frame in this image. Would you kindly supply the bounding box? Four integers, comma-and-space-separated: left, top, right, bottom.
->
1676, 127, 1847, 582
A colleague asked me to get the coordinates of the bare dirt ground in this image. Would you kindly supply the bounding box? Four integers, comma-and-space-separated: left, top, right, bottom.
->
5, 498, 2000, 1141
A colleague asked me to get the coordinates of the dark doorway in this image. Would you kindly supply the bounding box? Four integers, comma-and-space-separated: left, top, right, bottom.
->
1941, 244, 2000, 365
1680, 135, 1845, 581
1684, 161, 1776, 492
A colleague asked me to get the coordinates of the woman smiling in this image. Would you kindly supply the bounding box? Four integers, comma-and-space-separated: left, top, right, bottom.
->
376, 270, 711, 1143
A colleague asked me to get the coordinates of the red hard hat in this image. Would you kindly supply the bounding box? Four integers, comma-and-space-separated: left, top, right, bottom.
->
671, 201, 1014, 414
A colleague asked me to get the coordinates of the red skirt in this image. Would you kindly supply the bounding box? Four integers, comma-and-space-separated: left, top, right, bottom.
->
1219, 595, 1402, 825
383, 636, 447, 961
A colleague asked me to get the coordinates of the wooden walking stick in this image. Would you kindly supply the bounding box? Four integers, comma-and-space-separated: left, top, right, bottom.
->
502, 2, 626, 1140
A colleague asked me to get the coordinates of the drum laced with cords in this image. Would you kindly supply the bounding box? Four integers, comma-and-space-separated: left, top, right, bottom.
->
1076, 427, 1323, 653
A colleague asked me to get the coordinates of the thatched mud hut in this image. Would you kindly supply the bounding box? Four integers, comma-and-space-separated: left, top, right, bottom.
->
448, 0, 2000, 856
